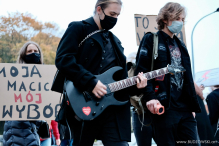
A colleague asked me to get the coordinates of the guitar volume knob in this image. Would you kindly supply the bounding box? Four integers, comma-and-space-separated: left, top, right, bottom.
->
96, 102, 100, 106
92, 112, 96, 116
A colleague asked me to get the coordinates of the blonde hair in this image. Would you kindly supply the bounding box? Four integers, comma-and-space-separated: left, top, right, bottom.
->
94, 0, 122, 14
156, 2, 186, 30
17, 41, 43, 64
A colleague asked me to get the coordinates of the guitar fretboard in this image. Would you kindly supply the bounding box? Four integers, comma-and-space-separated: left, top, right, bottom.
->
108, 67, 169, 92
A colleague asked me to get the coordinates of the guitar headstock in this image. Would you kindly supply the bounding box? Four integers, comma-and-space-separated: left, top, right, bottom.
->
167, 64, 186, 75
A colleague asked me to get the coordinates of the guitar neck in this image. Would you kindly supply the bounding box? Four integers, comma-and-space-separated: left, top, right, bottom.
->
108, 67, 169, 92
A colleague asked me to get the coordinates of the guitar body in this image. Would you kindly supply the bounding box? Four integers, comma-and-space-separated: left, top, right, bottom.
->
65, 66, 128, 121
63, 64, 184, 120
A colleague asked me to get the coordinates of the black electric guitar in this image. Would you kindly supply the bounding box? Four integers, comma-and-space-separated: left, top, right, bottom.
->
65, 65, 185, 121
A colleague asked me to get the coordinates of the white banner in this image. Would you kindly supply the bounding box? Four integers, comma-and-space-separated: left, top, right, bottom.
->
134, 14, 187, 46
195, 68, 219, 87
0, 63, 61, 121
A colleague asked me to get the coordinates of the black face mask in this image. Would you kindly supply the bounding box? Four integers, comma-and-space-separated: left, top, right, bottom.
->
99, 8, 117, 30
24, 53, 41, 64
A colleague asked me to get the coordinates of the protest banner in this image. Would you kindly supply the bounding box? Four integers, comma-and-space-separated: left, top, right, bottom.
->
0, 63, 61, 121
195, 68, 219, 87
134, 14, 187, 46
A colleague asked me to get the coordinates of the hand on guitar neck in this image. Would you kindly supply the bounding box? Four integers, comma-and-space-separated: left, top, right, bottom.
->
146, 99, 165, 115
92, 72, 147, 98
136, 72, 148, 89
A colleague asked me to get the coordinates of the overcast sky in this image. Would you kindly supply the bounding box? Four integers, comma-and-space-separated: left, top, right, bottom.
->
0, 0, 219, 76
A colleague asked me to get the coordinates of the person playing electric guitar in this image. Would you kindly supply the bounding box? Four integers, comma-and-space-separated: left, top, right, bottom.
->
54, 0, 147, 146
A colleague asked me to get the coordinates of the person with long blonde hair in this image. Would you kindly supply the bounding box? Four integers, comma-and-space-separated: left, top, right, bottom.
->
135, 2, 201, 145
53, 0, 147, 145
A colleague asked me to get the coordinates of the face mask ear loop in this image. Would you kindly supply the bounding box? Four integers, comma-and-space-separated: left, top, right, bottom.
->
98, 7, 105, 21
101, 7, 106, 15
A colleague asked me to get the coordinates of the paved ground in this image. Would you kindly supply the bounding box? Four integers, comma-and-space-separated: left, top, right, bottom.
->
93, 133, 157, 146
0, 134, 157, 146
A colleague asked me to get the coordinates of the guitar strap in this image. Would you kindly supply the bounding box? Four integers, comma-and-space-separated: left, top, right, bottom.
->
78, 29, 105, 47
62, 29, 104, 104
151, 32, 159, 71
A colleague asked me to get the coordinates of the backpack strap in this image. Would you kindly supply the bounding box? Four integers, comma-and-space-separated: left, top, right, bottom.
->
138, 32, 158, 129
151, 32, 158, 71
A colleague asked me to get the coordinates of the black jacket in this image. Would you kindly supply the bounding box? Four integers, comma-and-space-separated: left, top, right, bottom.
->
3, 121, 41, 146
206, 88, 219, 133
58, 124, 70, 140
55, 17, 136, 141
135, 31, 201, 112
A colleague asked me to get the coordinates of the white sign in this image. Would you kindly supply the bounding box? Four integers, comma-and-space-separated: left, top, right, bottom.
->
0, 63, 61, 121
195, 68, 219, 87
134, 14, 187, 46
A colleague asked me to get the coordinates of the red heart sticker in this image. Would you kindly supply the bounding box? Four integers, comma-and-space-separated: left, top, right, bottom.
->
82, 107, 91, 116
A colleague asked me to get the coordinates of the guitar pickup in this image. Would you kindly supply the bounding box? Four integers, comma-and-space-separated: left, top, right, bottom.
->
83, 91, 94, 102
105, 93, 113, 97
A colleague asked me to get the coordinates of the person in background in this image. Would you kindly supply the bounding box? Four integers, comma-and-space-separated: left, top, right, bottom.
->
127, 56, 154, 146
40, 120, 61, 146
3, 41, 44, 146
206, 85, 219, 135
194, 83, 205, 100
17, 41, 43, 64
135, 2, 201, 145
59, 124, 73, 146
0, 122, 5, 135
131, 108, 154, 146
194, 83, 215, 146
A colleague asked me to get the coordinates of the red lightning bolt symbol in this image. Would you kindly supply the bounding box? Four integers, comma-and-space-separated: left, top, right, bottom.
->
202, 71, 211, 81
